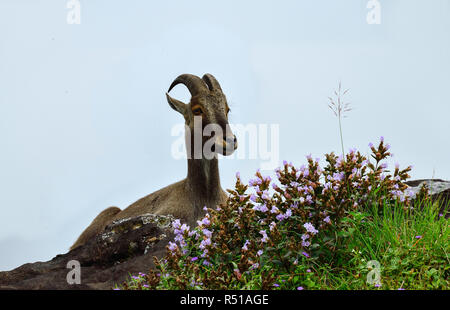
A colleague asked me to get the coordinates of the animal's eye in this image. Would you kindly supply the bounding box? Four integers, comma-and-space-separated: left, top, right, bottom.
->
192, 106, 203, 116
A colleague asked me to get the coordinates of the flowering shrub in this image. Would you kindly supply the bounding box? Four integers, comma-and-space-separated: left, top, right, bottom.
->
118, 138, 441, 290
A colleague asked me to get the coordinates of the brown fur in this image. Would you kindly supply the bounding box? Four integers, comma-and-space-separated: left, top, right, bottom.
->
71, 207, 121, 250
70, 74, 236, 250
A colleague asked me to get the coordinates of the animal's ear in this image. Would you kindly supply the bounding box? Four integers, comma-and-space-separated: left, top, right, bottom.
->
166, 93, 186, 115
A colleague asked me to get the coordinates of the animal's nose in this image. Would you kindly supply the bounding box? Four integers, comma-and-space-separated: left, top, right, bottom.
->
225, 135, 237, 146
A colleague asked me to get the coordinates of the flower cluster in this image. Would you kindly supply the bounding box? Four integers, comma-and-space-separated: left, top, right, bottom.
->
121, 138, 419, 290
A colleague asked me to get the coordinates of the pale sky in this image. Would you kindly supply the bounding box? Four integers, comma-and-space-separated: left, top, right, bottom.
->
0, 0, 449, 271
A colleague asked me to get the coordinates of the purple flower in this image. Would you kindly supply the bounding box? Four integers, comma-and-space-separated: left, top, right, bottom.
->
261, 190, 270, 200
276, 213, 286, 221
199, 238, 211, 250
302, 252, 310, 258
250, 263, 259, 270
380, 136, 384, 142
242, 240, 250, 251
172, 219, 182, 231
306, 269, 311, 273
415, 235, 422, 239
273, 283, 280, 287
269, 221, 276, 231
250, 194, 258, 202
368, 142, 374, 148
191, 256, 198, 262
257, 250, 263, 256
202, 228, 212, 238
249, 178, 262, 186
271, 206, 280, 214
323, 216, 331, 224
254, 204, 268, 213
332, 172, 345, 182
173, 222, 190, 235
303, 222, 318, 235
297, 286, 304, 290
260, 230, 269, 243
201, 216, 210, 226
236, 172, 240, 179
301, 241, 310, 247
168, 241, 178, 252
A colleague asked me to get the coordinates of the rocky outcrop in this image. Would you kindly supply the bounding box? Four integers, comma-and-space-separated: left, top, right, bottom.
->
0, 179, 448, 290
405, 179, 450, 217
0, 214, 174, 290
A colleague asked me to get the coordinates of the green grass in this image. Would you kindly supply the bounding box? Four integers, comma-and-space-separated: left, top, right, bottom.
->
342, 199, 449, 289
303, 199, 449, 290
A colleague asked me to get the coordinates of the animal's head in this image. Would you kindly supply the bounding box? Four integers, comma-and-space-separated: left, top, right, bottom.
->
166, 73, 237, 157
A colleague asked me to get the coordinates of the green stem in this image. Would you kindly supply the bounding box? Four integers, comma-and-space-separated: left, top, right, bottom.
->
339, 112, 345, 158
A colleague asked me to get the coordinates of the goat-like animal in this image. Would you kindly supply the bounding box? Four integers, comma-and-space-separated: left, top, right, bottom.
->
70, 74, 237, 250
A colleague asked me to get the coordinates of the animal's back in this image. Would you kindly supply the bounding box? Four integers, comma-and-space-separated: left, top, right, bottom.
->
112, 179, 191, 222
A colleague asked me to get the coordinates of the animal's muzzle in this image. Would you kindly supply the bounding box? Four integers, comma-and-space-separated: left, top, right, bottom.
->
221, 134, 237, 155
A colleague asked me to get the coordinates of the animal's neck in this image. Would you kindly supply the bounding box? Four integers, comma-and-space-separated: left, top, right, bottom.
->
186, 156, 223, 209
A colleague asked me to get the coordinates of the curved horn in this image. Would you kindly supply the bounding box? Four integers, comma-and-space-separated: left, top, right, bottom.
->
168, 74, 208, 96
202, 73, 223, 92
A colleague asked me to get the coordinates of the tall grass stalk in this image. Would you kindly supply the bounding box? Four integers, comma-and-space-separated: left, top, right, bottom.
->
328, 82, 351, 157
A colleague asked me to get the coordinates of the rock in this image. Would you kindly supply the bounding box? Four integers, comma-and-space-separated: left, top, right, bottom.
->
405, 179, 450, 217
0, 213, 175, 290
